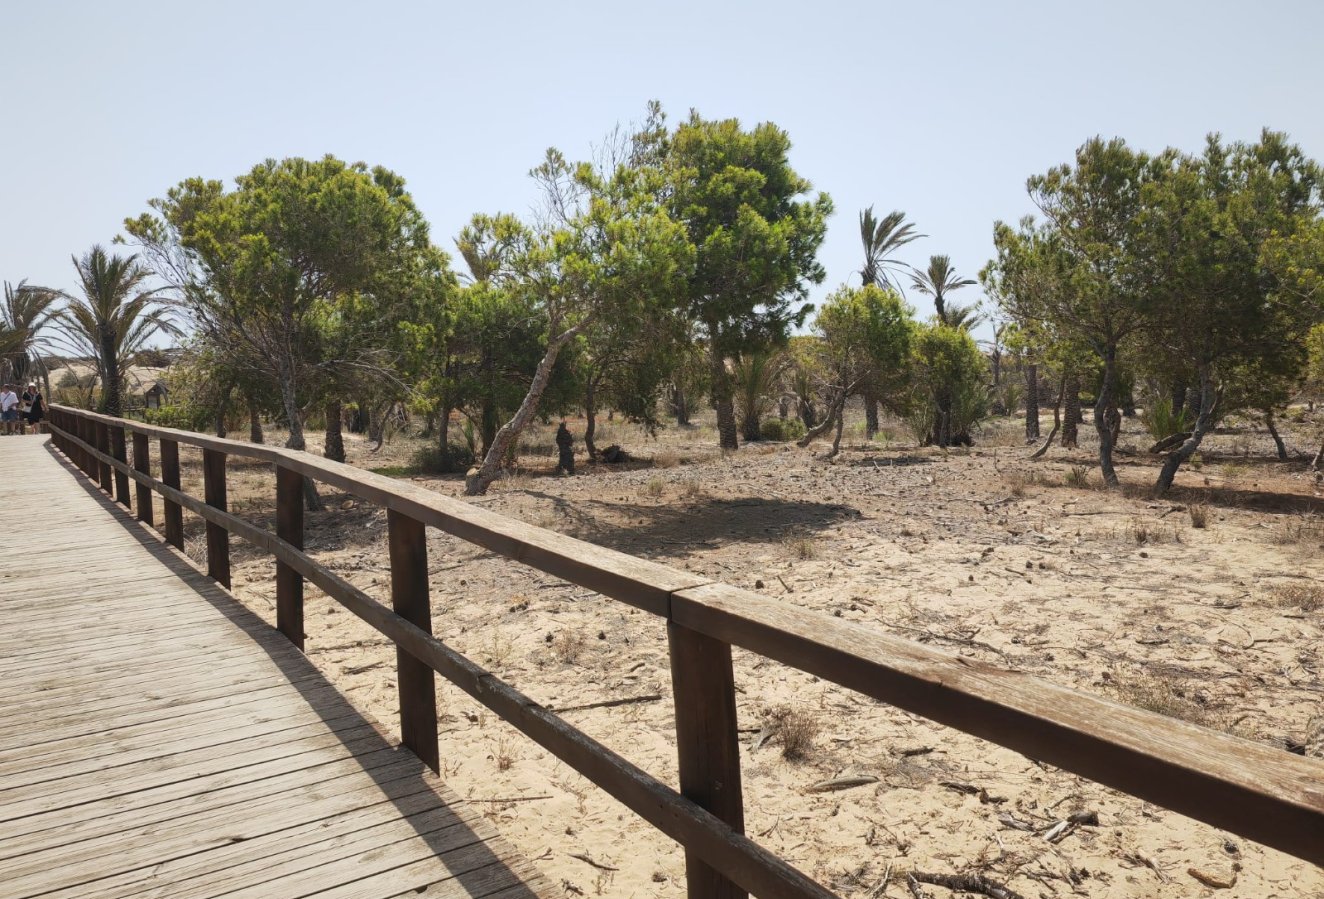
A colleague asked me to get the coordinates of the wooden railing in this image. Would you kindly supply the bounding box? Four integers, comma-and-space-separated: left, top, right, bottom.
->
45, 405, 1324, 897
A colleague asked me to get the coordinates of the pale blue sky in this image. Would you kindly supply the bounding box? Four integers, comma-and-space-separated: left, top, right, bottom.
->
4, 0, 1322, 339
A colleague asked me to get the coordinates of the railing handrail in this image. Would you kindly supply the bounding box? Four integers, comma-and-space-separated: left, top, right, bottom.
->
43, 404, 1324, 897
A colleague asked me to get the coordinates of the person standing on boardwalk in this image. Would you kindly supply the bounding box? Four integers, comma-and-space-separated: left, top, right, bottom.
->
0, 384, 18, 435
21, 383, 44, 434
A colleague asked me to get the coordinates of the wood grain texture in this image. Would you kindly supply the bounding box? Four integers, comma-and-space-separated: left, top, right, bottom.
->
0, 435, 554, 899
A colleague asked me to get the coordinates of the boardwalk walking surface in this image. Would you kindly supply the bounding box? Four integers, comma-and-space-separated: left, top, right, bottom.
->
0, 435, 554, 899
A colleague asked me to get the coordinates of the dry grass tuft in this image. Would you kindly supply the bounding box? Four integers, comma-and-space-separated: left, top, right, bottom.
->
551, 629, 588, 665
1271, 581, 1324, 612
652, 449, 680, 469
1110, 673, 1209, 726
1003, 470, 1034, 497
765, 704, 820, 760
1064, 466, 1091, 489
1188, 503, 1210, 529
643, 476, 665, 498
785, 534, 818, 561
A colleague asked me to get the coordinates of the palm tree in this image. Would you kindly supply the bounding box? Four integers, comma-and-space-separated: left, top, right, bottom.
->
55, 246, 177, 416
911, 255, 983, 330
1, 280, 60, 388
858, 208, 923, 292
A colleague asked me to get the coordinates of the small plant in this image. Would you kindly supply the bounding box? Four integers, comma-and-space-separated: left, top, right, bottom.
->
1064, 466, 1091, 489
551, 629, 588, 664
1271, 582, 1323, 612
760, 418, 807, 442
1188, 503, 1210, 529
1003, 470, 1034, 497
785, 534, 818, 561
1129, 519, 1152, 545
492, 736, 514, 771
679, 479, 704, 501
1140, 397, 1192, 443
1110, 673, 1209, 726
764, 704, 820, 760
653, 448, 680, 469
643, 476, 665, 498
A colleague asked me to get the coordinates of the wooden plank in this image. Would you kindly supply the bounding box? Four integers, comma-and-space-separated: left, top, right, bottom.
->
132, 429, 153, 525
672, 581, 1324, 868
388, 509, 438, 773
160, 436, 184, 549
202, 446, 230, 587
110, 422, 130, 506
275, 463, 304, 649
669, 622, 746, 899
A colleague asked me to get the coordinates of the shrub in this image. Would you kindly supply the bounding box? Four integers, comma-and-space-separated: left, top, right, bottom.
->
1141, 397, 1192, 442
760, 417, 807, 442
414, 442, 475, 474
764, 705, 820, 761
905, 324, 989, 446
1064, 466, 1091, 488
1188, 503, 1210, 528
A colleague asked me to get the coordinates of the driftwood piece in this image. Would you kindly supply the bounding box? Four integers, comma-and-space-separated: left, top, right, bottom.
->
569, 852, 619, 872
911, 871, 1025, 899
1188, 866, 1238, 889
807, 774, 879, 793
549, 694, 662, 714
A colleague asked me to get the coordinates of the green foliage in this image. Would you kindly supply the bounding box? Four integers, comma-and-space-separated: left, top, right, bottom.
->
905, 324, 989, 446
414, 441, 476, 474
760, 417, 806, 441
813, 284, 915, 402
1140, 397, 1192, 442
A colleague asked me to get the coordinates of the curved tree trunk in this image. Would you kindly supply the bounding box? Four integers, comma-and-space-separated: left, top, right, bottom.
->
1095, 346, 1120, 488
863, 388, 879, 440
1062, 373, 1080, 448
584, 381, 599, 462
1031, 380, 1067, 460
467, 329, 576, 496
1156, 370, 1219, 493
1265, 410, 1288, 462
828, 406, 846, 458
709, 343, 738, 451
797, 387, 849, 449
1024, 363, 1040, 442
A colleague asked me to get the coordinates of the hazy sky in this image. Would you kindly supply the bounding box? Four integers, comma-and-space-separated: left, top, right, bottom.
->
4, 0, 1322, 338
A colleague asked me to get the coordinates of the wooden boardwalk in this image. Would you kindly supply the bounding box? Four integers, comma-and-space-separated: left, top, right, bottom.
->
0, 435, 553, 899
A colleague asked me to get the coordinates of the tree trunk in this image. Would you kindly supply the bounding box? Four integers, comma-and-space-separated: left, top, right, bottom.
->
863, 387, 879, 440
672, 383, 690, 426
1096, 346, 1120, 488
1265, 410, 1288, 462
1062, 372, 1080, 448
466, 330, 575, 496
584, 381, 599, 462
741, 402, 762, 443
709, 343, 738, 451
273, 368, 322, 510
1155, 370, 1219, 493
1313, 435, 1324, 470
797, 388, 848, 449
1031, 379, 1066, 460
1024, 363, 1040, 441
248, 400, 263, 444
829, 405, 846, 458
324, 399, 346, 463
1170, 382, 1187, 418
99, 329, 122, 417
437, 405, 453, 472
798, 396, 817, 429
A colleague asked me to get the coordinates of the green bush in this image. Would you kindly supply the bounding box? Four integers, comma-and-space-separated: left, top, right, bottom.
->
1140, 397, 1192, 442
905, 324, 989, 446
142, 404, 211, 432
760, 418, 806, 442
414, 441, 476, 474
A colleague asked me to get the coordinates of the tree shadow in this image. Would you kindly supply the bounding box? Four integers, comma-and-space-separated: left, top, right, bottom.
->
524, 490, 862, 559
839, 453, 935, 469
1167, 483, 1324, 517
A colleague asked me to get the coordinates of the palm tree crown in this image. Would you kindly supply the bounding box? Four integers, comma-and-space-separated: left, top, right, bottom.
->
56, 245, 178, 415
1, 280, 60, 384
859, 207, 923, 291
911, 254, 983, 331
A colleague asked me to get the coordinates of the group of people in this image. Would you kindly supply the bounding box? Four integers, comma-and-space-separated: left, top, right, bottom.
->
0, 383, 45, 435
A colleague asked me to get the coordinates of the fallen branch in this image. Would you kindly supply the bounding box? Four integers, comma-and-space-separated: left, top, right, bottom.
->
569, 852, 619, 872
470, 795, 552, 803
807, 774, 879, 793
549, 694, 662, 714
1188, 867, 1238, 889
911, 871, 1024, 899
1149, 432, 1191, 454
1124, 851, 1169, 883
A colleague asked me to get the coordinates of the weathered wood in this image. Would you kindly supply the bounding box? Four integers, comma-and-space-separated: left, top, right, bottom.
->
202, 447, 230, 588
275, 464, 305, 650
0, 437, 554, 899
671, 581, 1324, 867
669, 622, 747, 899
387, 510, 438, 773
110, 423, 130, 507
159, 437, 184, 549
131, 430, 152, 526
95, 419, 112, 491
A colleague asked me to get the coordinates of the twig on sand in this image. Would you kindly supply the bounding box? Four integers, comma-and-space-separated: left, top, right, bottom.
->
911, 871, 1025, 899
1123, 851, 1169, 883
569, 852, 618, 872
549, 694, 661, 714
807, 774, 879, 793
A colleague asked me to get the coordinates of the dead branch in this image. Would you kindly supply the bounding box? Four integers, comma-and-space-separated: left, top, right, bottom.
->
549, 694, 661, 714
807, 774, 880, 793
569, 852, 619, 872
911, 871, 1024, 899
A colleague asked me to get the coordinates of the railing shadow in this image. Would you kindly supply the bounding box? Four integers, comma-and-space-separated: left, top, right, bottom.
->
42, 441, 547, 898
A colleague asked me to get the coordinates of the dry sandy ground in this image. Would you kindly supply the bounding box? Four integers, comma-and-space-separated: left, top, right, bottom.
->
172, 409, 1324, 899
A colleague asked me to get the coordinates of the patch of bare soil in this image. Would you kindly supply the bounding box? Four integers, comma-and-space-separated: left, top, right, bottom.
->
184, 409, 1324, 898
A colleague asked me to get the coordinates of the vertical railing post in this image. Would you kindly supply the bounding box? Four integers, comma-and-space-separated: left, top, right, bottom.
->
95, 420, 112, 493
132, 430, 153, 526
387, 509, 439, 772
668, 622, 747, 899
202, 448, 230, 588
110, 423, 130, 508
160, 438, 184, 550
275, 465, 305, 649
80, 415, 94, 476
